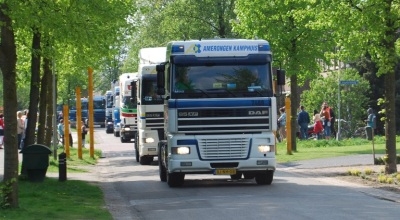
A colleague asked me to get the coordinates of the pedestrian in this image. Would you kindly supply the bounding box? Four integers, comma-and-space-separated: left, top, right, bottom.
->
67, 120, 73, 148
17, 111, 25, 149
0, 113, 4, 149
320, 104, 331, 139
313, 110, 323, 140
57, 119, 64, 145
366, 107, 377, 135
297, 105, 310, 140
21, 110, 28, 150
277, 107, 286, 141
323, 102, 336, 138
81, 121, 87, 148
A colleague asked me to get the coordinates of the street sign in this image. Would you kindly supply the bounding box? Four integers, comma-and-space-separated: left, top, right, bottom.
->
340, 80, 358, 85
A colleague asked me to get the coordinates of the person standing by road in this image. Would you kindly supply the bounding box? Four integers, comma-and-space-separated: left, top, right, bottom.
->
297, 105, 310, 140
0, 114, 4, 149
277, 107, 286, 142
320, 105, 331, 139
58, 119, 64, 145
313, 109, 323, 140
81, 121, 87, 148
17, 111, 25, 149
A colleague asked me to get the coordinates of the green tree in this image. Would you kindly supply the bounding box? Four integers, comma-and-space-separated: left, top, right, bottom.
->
233, 0, 334, 151
1, 0, 137, 208
0, 0, 19, 208
123, 0, 237, 72
322, 0, 399, 174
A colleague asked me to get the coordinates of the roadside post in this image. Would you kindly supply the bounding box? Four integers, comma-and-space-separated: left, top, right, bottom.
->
285, 95, 292, 155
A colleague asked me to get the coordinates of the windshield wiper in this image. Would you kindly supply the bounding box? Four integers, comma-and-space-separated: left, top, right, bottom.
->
192, 89, 211, 97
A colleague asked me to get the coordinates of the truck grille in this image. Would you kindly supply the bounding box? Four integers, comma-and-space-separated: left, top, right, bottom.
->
198, 138, 249, 160
145, 112, 164, 129
177, 107, 270, 133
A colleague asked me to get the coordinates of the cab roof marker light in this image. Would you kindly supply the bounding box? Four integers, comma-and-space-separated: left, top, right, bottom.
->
172, 45, 184, 53
258, 44, 270, 52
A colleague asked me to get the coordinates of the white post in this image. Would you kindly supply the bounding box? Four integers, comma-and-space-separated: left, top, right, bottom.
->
336, 72, 341, 140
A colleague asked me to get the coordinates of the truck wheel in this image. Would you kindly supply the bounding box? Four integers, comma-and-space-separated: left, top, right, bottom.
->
134, 133, 139, 162
120, 136, 126, 143
167, 172, 185, 187
230, 172, 242, 180
255, 171, 274, 185
139, 156, 151, 165
115, 131, 120, 137
243, 173, 255, 179
158, 142, 167, 182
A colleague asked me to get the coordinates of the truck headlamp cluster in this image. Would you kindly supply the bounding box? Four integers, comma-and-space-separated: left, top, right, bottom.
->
123, 127, 131, 131
171, 146, 190, 155
258, 145, 272, 153
145, 138, 154, 143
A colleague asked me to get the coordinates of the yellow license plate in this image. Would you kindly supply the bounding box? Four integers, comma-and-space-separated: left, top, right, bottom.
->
215, 168, 236, 175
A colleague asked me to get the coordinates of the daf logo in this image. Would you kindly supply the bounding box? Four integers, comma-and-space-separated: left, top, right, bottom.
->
248, 110, 268, 116
179, 112, 199, 117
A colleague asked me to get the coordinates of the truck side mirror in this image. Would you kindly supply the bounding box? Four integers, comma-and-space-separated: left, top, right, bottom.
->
276, 69, 285, 85
156, 64, 165, 95
130, 81, 137, 103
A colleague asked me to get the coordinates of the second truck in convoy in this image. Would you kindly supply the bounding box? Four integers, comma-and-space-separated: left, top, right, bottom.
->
132, 47, 166, 165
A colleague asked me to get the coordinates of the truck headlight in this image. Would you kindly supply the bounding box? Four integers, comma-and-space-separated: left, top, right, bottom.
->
123, 127, 131, 131
145, 138, 154, 143
171, 146, 190, 155
258, 145, 272, 153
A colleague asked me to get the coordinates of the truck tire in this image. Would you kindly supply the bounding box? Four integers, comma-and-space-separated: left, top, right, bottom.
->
167, 172, 185, 187
120, 136, 126, 143
243, 173, 255, 179
134, 133, 139, 162
139, 156, 152, 165
255, 171, 274, 185
230, 172, 242, 180
159, 150, 167, 182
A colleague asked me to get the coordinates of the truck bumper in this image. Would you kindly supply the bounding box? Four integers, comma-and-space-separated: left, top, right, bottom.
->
167, 158, 276, 174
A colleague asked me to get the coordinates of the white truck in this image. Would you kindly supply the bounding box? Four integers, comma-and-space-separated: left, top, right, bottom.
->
156, 39, 285, 187
105, 90, 114, 133
119, 72, 139, 143
132, 47, 166, 165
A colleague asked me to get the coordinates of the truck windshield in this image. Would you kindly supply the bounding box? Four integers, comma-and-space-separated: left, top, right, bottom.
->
141, 78, 164, 104
93, 100, 104, 110
122, 96, 136, 108
106, 95, 113, 108
69, 100, 88, 110
172, 64, 272, 98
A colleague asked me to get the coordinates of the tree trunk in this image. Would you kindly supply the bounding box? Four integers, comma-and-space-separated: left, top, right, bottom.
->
21, 30, 41, 176
0, 2, 19, 208
44, 57, 53, 147
37, 57, 49, 145
384, 72, 397, 174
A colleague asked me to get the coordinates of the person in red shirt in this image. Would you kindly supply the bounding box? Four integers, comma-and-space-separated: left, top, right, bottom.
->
313, 110, 324, 140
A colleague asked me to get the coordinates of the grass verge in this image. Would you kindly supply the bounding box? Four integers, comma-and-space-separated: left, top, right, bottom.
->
1, 147, 111, 219
275, 135, 399, 163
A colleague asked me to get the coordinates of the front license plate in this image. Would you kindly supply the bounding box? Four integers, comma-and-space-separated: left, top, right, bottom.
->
215, 168, 236, 175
